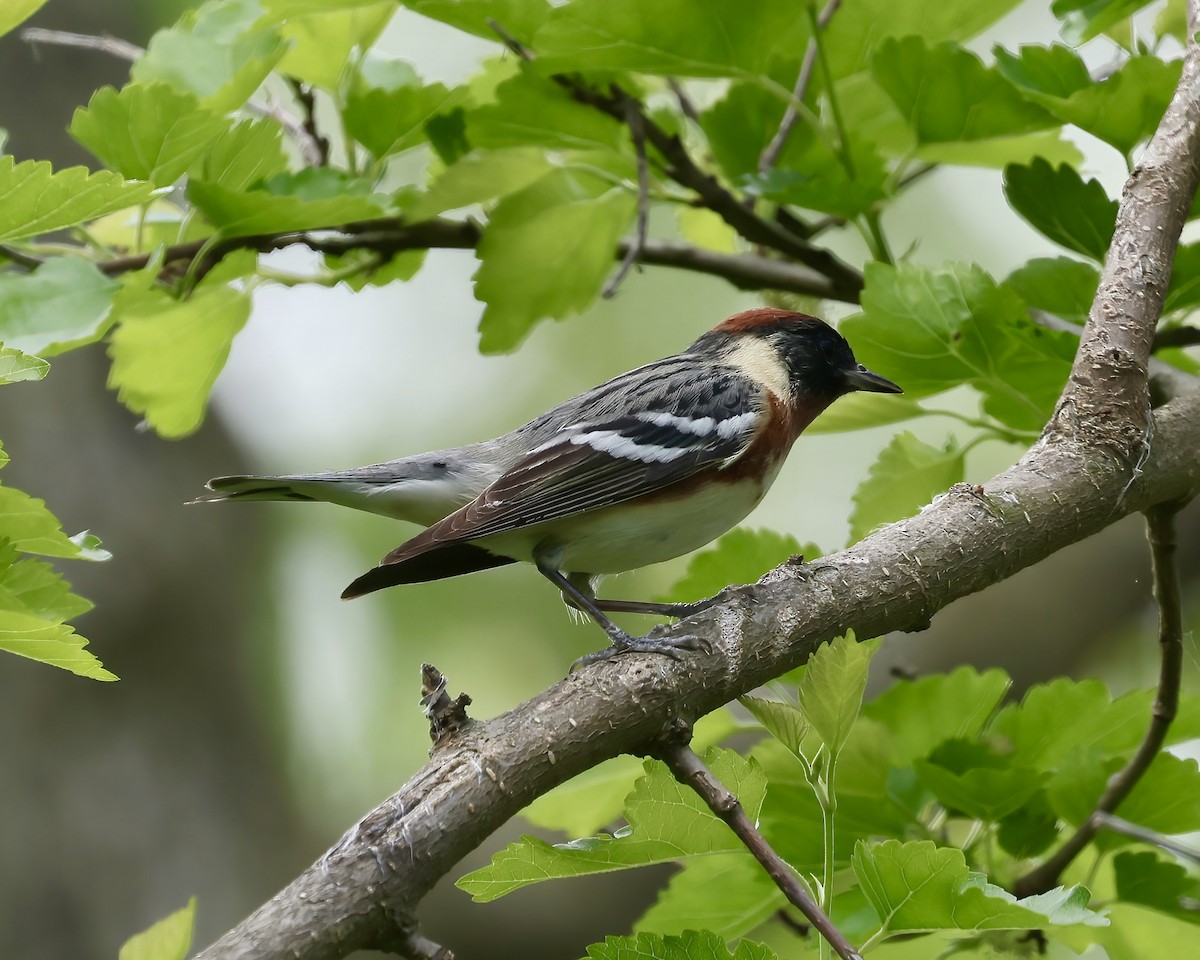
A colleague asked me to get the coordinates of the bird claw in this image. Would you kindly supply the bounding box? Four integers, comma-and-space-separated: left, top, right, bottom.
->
569, 632, 710, 672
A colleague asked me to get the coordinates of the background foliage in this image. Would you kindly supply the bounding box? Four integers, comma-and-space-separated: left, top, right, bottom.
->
0, 0, 1198, 959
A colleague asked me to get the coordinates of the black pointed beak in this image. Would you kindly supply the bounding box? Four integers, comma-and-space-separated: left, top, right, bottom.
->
842, 364, 903, 394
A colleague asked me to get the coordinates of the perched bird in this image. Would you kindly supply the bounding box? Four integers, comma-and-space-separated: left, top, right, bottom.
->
200, 308, 901, 666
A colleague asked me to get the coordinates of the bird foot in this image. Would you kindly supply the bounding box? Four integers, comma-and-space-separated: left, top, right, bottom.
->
569, 630, 710, 672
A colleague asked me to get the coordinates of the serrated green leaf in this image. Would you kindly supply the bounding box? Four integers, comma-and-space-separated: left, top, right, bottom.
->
466, 70, 626, 152
635, 853, 785, 939
132, 0, 288, 112
996, 46, 1179, 156
400, 0, 551, 45
0, 484, 100, 560
0, 0, 49, 37
474, 168, 634, 352
841, 261, 1077, 431
345, 74, 467, 158
0, 544, 92, 621
1111, 754, 1200, 836
0, 607, 116, 680
916, 129, 1084, 169
740, 696, 810, 762
457, 748, 765, 901
107, 255, 253, 438
69, 83, 229, 188
189, 118, 288, 191
849, 432, 964, 543
532, 0, 808, 78
996, 793, 1061, 859
1003, 158, 1117, 261
863, 667, 1011, 766
1113, 851, 1200, 926
742, 134, 890, 220
1005, 257, 1099, 325
823, 0, 1022, 79
915, 742, 1045, 821
585, 930, 778, 960
852, 840, 1107, 937
0, 258, 119, 357
871, 38, 1056, 145
409, 147, 554, 219
799, 634, 872, 755
0, 157, 155, 243
1156, 0, 1188, 41
523, 711, 741, 837
274, 1, 394, 89
119, 897, 196, 960
0, 346, 49, 384
187, 175, 391, 237
1052, 0, 1152, 44
806, 391, 926, 435
659, 528, 814, 606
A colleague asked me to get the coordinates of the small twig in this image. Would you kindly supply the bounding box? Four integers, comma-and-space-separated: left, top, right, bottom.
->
1153, 325, 1200, 351
1014, 503, 1186, 897
603, 101, 650, 298
398, 924, 454, 960
1093, 812, 1200, 864
0, 244, 46, 270
420, 663, 472, 747
655, 738, 863, 960
285, 77, 331, 167
667, 79, 701, 124
758, 0, 843, 176
21, 27, 143, 61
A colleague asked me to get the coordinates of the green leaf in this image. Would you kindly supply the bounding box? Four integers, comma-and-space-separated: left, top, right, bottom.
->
1164, 243, 1200, 314
69, 83, 229, 188
272, 0, 394, 90
871, 39, 1056, 145
1112, 753, 1200, 836
1113, 851, 1200, 926
799, 634, 872, 755
400, 0, 552, 45
532, 0, 808, 78
914, 741, 1045, 821
635, 853, 785, 939
660, 528, 814, 606
740, 696, 810, 762
823, 0, 1023, 79
466, 70, 626, 153
1005, 257, 1099, 325
1003, 159, 1117, 261
0, 544, 92, 621
0, 346, 49, 384
0, 157, 155, 243
996, 794, 1061, 858
0, 485, 104, 560
522, 711, 741, 836
852, 840, 1107, 937
841, 261, 1077, 430
0, 258, 119, 357
345, 72, 467, 158
806, 391, 927, 434
742, 134, 890, 220
187, 174, 392, 237
119, 898, 196, 960
0, 607, 116, 680
474, 168, 634, 352
584, 930, 777, 960
996, 46, 1180, 156
409, 147, 555, 219
0, 0, 49, 37
107, 255, 253, 438
863, 667, 1011, 766
849, 432, 963, 544
915, 129, 1084, 169
132, 0, 288, 112
457, 748, 765, 901
188, 118, 288, 191
1052, 0, 1153, 44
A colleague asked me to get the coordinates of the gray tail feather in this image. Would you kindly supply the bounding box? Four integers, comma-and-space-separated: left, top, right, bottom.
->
189, 476, 320, 505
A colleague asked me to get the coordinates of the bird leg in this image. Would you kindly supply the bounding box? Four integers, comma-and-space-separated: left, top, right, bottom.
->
560, 572, 721, 618
536, 565, 707, 670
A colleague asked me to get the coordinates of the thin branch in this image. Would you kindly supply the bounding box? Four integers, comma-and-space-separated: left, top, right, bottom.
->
603, 100, 650, 298
666, 78, 701, 124
284, 77, 331, 167
758, 0, 843, 176
654, 738, 862, 960
485, 20, 865, 301
1153, 325, 1200, 351
1092, 812, 1200, 865
21, 27, 143, 61
0, 244, 46, 270
1013, 502, 1186, 897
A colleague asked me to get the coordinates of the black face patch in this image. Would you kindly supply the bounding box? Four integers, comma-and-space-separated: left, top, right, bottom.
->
770, 323, 858, 397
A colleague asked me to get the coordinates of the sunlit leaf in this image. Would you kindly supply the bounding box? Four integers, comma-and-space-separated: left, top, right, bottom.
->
0, 346, 49, 384
849, 432, 963, 543
799, 634, 872, 755
0, 0, 49, 37
0, 258, 118, 357
119, 898, 196, 960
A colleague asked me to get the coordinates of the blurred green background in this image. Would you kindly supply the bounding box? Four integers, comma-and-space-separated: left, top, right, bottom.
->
0, 2, 1197, 959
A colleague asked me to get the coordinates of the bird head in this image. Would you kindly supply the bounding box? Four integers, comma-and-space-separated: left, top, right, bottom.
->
698, 307, 902, 402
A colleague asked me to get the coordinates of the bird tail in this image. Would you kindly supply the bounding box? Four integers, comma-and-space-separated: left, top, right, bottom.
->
191, 475, 323, 505
342, 543, 514, 598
